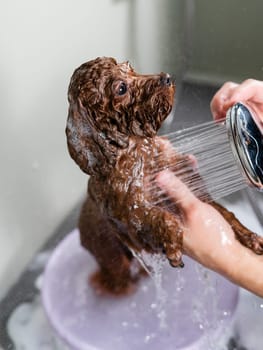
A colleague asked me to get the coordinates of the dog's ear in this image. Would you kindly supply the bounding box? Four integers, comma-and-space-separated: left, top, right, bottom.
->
66, 98, 128, 176
66, 98, 100, 176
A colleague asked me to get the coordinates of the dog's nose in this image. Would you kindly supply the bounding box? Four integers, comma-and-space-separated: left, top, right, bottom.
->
160, 73, 172, 87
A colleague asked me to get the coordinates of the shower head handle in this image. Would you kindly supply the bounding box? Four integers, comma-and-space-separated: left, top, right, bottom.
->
226, 102, 263, 192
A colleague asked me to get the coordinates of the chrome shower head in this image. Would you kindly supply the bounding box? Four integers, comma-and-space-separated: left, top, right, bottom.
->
226, 102, 263, 192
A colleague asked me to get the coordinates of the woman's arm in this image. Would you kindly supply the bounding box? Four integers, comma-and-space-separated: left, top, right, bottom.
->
157, 170, 263, 297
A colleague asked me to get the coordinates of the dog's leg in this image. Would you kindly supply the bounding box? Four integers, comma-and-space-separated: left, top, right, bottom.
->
212, 202, 263, 254
79, 197, 143, 295
129, 206, 185, 268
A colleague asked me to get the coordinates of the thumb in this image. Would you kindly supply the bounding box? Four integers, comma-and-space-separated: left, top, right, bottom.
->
156, 170, 200, 212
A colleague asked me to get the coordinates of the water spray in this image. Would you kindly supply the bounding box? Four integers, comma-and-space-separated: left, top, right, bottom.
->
150, 102, 263, 205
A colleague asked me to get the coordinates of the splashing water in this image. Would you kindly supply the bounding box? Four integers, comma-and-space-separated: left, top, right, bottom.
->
132, 249, 168, 328
192, 264, 220, 350
131, 248, 236, 349
148, 119, 248, 206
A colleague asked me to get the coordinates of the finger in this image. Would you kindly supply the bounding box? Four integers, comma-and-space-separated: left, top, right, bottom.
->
227, 79, 263, 105
156, 170, 200, 212
187, 154, 198, 170
210, 82, 238, 121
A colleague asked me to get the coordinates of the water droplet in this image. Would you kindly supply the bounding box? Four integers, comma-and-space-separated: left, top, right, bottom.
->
142, 285, 148, 292
144, 333, 156, 344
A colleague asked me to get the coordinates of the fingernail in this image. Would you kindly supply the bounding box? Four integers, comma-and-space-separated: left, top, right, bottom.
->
157, 170, 173, 184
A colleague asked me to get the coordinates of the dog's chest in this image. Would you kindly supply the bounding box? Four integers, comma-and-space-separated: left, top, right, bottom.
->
89, 137, 174, 214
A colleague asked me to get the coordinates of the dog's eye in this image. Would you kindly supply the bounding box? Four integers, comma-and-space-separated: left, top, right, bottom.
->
118, 82, 127, 96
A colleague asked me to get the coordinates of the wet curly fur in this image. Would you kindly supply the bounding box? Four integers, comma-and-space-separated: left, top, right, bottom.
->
66, 57, 263, 295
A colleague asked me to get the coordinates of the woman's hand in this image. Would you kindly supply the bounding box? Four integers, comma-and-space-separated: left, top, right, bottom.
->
156, 170, 236, 270
157, 170, 263, 297
210, 79, 263, 123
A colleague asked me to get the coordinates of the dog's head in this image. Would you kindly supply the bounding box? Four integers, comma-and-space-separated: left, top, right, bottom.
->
66, 57, 175, 175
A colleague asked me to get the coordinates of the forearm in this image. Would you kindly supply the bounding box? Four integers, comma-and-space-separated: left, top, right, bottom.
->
226, 243, 263, 297
196, 239, 263, 298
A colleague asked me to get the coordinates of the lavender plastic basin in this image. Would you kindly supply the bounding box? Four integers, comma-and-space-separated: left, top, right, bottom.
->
42, 230, 239, 350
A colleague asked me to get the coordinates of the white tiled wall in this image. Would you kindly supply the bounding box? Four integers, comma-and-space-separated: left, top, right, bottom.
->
0, 0, 130, 299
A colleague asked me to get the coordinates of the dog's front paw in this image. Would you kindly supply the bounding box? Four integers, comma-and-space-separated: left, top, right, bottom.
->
160, 222, 184, 268
240, 232, 263, 255
253, 235, 263, 254
164, 242, 184, 268
138, 207, 185, 269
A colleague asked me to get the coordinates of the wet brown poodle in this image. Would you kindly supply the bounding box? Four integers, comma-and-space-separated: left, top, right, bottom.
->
66, 57, 263, 295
